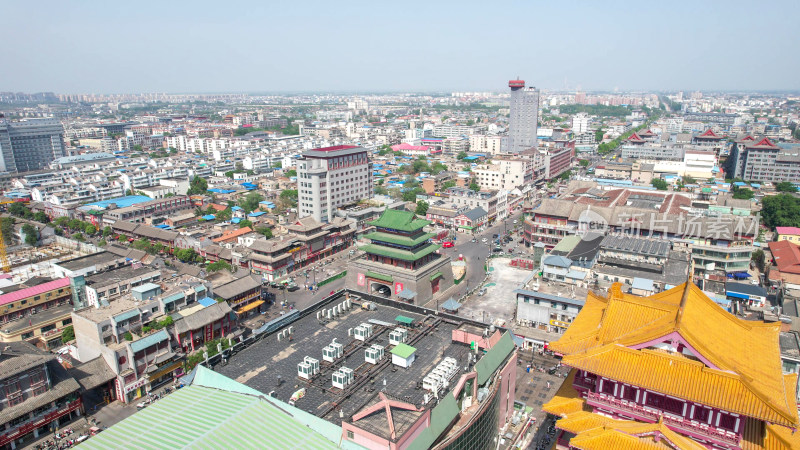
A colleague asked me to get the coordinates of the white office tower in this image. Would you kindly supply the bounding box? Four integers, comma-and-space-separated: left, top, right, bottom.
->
507, 80, 539, 153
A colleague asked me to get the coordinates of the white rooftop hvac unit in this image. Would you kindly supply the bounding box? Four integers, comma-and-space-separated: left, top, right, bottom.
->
365, 345, 385, 364
423, 357, 460, 393
298, 362, 313, 380
322, 345, 336, 363
304, 356, 319, 374
332, 367, 354, 390
330, 342, 344, 358
353, 323, 373, 342
389, 328, 408, 345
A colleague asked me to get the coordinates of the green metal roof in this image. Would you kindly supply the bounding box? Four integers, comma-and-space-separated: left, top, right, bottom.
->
162, 293, 184, 304
129, 329, 169, 353
366, 271, 393, 283
79, 384, 338, 450
362, 243, 441, 262
390, 343, 417, 359
407, 392, 459, 450
112, 309, 140, 323
194, 285, 207, 293
395, 315, 415, 325
363, 231, 434, 247
367, 209, 430, 232
429, 271, 443, 281
476, 332, 515, 386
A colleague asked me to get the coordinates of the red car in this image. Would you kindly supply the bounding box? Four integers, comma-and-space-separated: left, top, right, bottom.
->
442, 241, 454, 248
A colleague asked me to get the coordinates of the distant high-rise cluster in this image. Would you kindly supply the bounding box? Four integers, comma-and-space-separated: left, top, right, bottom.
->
507, 79, 539, 153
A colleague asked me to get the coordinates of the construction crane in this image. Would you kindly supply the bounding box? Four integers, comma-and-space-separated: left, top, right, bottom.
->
0, 224, 10, 273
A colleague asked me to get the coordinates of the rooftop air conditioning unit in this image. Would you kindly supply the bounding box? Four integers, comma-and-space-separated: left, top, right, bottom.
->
322, 345, 336, 363
331, 342, 344, 358
298, 361, 313, 379
304, 356, 319, 375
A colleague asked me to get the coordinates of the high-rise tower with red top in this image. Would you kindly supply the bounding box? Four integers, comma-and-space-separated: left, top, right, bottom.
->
507, 79, 539, 153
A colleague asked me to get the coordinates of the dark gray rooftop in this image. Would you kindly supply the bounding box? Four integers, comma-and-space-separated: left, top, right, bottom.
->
56, 251, 122, 271
600, 234, 671, 257
216, 302, 471, 433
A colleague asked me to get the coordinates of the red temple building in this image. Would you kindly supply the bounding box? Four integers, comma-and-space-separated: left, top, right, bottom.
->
543, 282, 800, 449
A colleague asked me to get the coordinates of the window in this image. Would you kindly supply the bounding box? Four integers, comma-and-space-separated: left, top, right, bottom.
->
693, 405, 710, 422
718, 413, 738, 431
622, 386, 637, 402
347, 431, 354, 439
601, 380, 616, 395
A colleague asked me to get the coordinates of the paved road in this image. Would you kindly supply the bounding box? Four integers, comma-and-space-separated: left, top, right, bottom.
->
436, 211, 526, 303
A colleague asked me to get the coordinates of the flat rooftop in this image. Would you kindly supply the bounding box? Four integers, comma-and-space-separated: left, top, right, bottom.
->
56, 251, 122, 271
216, 301, 473, 433
85, 265, 160, 289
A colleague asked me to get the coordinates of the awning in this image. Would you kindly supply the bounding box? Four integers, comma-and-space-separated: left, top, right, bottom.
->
441, 298, 461, 311
148, 361, 183, 382
395, 315, 414, 325
397, 290, 416, 300
726, 291, 750, 300
366, 271, 393, 283
237, 300, 265, 314
430, 271, 443, 281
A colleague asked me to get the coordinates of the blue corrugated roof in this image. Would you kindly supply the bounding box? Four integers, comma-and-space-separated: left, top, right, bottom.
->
197, 297, 216, 308
202, 214, 216, 220
248, 211, 266, 217
632, 277, 654, 291
231, 218, 241, 224
130, 329, 169, 353
84, 195, 152, 210
231, 206, 243, 211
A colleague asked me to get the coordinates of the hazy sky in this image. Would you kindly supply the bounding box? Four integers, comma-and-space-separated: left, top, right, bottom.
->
2, 0, 798, 94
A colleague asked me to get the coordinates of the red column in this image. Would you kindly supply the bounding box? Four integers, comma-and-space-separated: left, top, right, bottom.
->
190, 330, 195, 352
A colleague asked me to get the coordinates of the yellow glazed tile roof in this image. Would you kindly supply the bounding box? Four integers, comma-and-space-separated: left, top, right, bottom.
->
550, 282, 800, 428
563, 413, 706, 450
541, 369, 591, 417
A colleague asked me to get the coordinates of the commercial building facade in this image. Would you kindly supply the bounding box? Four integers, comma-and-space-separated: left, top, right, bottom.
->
297, 145, 372, 223
0, 118, 66, 172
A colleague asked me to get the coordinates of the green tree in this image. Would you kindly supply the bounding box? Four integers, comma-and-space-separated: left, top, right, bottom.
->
442, 180, 457, 190
84, 224, 97, 235
457, 151, 468, 160
22, 224, 38, 246
33, 212, 49, 224
752, 249, 766, 272
103, 226, 113, 237
224, 171, 234, 179
579, 159, 590, 167
375, 186, 389, 195
255, 226, 273, 239
732, 188, 754, 200
651, 179, 668, 190
410, 160, 430, 174
68, 219, 83, 231
187, 176, 208, 195
0, 218, 13, 246
430, 162, 447, 174
594, 128, 605, 142
123, 332, 133, 341
682, 175, 696, 185
207, 260, 232, 272
761, 194, 800, 228
72, 232, 85, 242
285, 169, 297, 177
402, 187, 424, 202
239, 219, 253, 229
775, 182, 798, 193
280, 189, 298, 206
98, 239, 107, 247
469, 181, 480, 192
61, 325, 75, 342
272, 161, 282, 169
240, 192, 265, 212
415, 201, 429, 216
53, 226, 63, 237
54, 216, 70, 228
117, 234, 128, 242
8, 202, 29, 217
175, 248, 199, 262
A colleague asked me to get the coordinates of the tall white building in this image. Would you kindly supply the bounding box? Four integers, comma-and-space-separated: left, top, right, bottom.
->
0, 118, 66, 172
297, 145, 372, 223
572, 112, 590, 134
507, 80, 539, 153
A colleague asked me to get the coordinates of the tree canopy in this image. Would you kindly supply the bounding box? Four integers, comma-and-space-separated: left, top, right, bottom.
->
187, 177, 208, 195
415, 201, 429, 216
775, 181, 798, 193
761, 194, 800, 228
651, 179, 668, 190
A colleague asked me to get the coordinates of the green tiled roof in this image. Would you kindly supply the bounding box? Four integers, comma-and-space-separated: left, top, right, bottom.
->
362, 243, 440, 262
368, 209, 430, 232
363, 231, 435, 247
429, 271, 443, 281
408, 392, 459, 450
162, 293, 184, 304
476, 332, 515, 386
79, 384, 337, 450
390, 343, 417, 359
366, 271, 393, 283
113, 309, 140, 323
130, 329, 169, 353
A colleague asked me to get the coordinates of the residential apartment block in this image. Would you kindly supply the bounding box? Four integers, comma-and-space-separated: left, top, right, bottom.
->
0, 118, 66, 172
297, 145, 372, 223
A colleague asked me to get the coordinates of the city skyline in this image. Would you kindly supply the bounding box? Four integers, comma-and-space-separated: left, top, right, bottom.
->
1, 1, 799, 94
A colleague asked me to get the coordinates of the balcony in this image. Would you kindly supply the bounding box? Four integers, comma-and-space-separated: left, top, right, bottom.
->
585, 392, 740, 447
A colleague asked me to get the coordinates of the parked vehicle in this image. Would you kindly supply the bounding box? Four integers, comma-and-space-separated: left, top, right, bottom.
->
442, 241, 454, 248
478, 288, 487, 296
